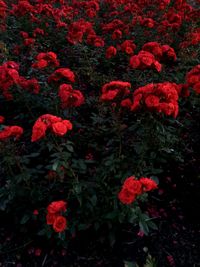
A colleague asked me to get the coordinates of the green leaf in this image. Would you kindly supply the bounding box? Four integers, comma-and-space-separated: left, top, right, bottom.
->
139, 220, 149, 235
20, 214, 30, 224
108, 231, 116, 247
147, 221, 158, 231
124, 261, 138, 267
37, 229, 46, 236
66, 144, 74, 153
52, 161, 59, 171
90, 194, 97, 206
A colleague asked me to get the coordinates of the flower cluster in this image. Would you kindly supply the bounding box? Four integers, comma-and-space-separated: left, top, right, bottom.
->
180, 30, 200, 49
0, 61, 20, 100
186, 65, 200, 94
122, 82, 180, 118
48, 68, 75, 83
118, 176, 157, 205
19, 77, 40, 94
46, 201, 67, 233
58, 84, 85, 108
0, 125, 23, 141
130, 51, 162, 72
0, 61, 41, 99
66, 19, 94, 45
0, 0, 6, 20
142, 42, 177, 62
106, 46, 117, 59
100, 81, 131, 102
31, 114, 72, 142
1, 0, 199, 244
120, 40, 136, 55
32, 52, 59, 69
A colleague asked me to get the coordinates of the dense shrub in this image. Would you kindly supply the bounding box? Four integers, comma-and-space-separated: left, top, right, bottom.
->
0, 0, 199, 251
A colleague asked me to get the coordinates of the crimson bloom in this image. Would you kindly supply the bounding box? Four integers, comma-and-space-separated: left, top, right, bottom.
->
31, 114, 72, 142
0, 125, 23, 140
47, 200, 67, 214
48, 68, 75, 83
101, 81, 131, 102
58, 84, 85, 108
53, 216, 67, 233
186, 65, 200, 94
130, 50, 162, 72
118, 176, 158, 205
32, 52, 59, 69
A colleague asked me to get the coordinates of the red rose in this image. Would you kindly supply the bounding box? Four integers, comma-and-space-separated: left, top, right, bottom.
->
58, 84, 84, 108
118, 188, 136, 204
46, 213, 57, 225
33, 210, 39, 216
48, 68, 75, 83
51, 122, 68, 136
62, 120, 73, 130
31, 120, 47, 142
47, 200, 67, 214
140, 177, 158, 192
106, 46, 117, 59
145, 95, 160, 108
33, 59, 48, 69
51, 120, 72, 136
0, 126, 23, 140
53, 216, 67, 233
9, 126, 24, 139
123, 176, 142, 195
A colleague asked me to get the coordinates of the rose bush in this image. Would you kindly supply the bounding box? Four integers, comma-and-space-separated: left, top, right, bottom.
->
0, 0, 199, 252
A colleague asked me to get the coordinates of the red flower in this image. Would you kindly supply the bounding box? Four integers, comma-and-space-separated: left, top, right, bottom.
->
19, 77, 40, 94
31, 120, 47, 142
66, 19, 93, 45
145, 95, 160, 108
46, 213, 57, 225
106, 46, 117, 59
48, 68, 75, 83
51, 120, 72, 136
101, 81, 131, 102
31, 114, 72, 142
140, 17, 155, 28
112, 29, 122, 40
94, 36, 104, 47
58, 84, 84, 108
0, 1, 7, 20
53, 216, 67, 233
62, 120, 73, 131
118, 176, 142, 205
33, 59, 48, 69
130, 51, 162, 72
47, 200, 67, 214
35, 248, 42, 257
128, 82, 179, 118
33, 210, 39, 216
32, 52, 59, 69
140, 178, 158, 192
142, 42, 163, 60
186, 65, 200, 94
123, 176, 142, 195
0, 115, 5, 124
118, 175, 158, 205
161, 45, 177, 62
121, 40, 136, 55
118, 188, 136, 205
0, 126, 23, 140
